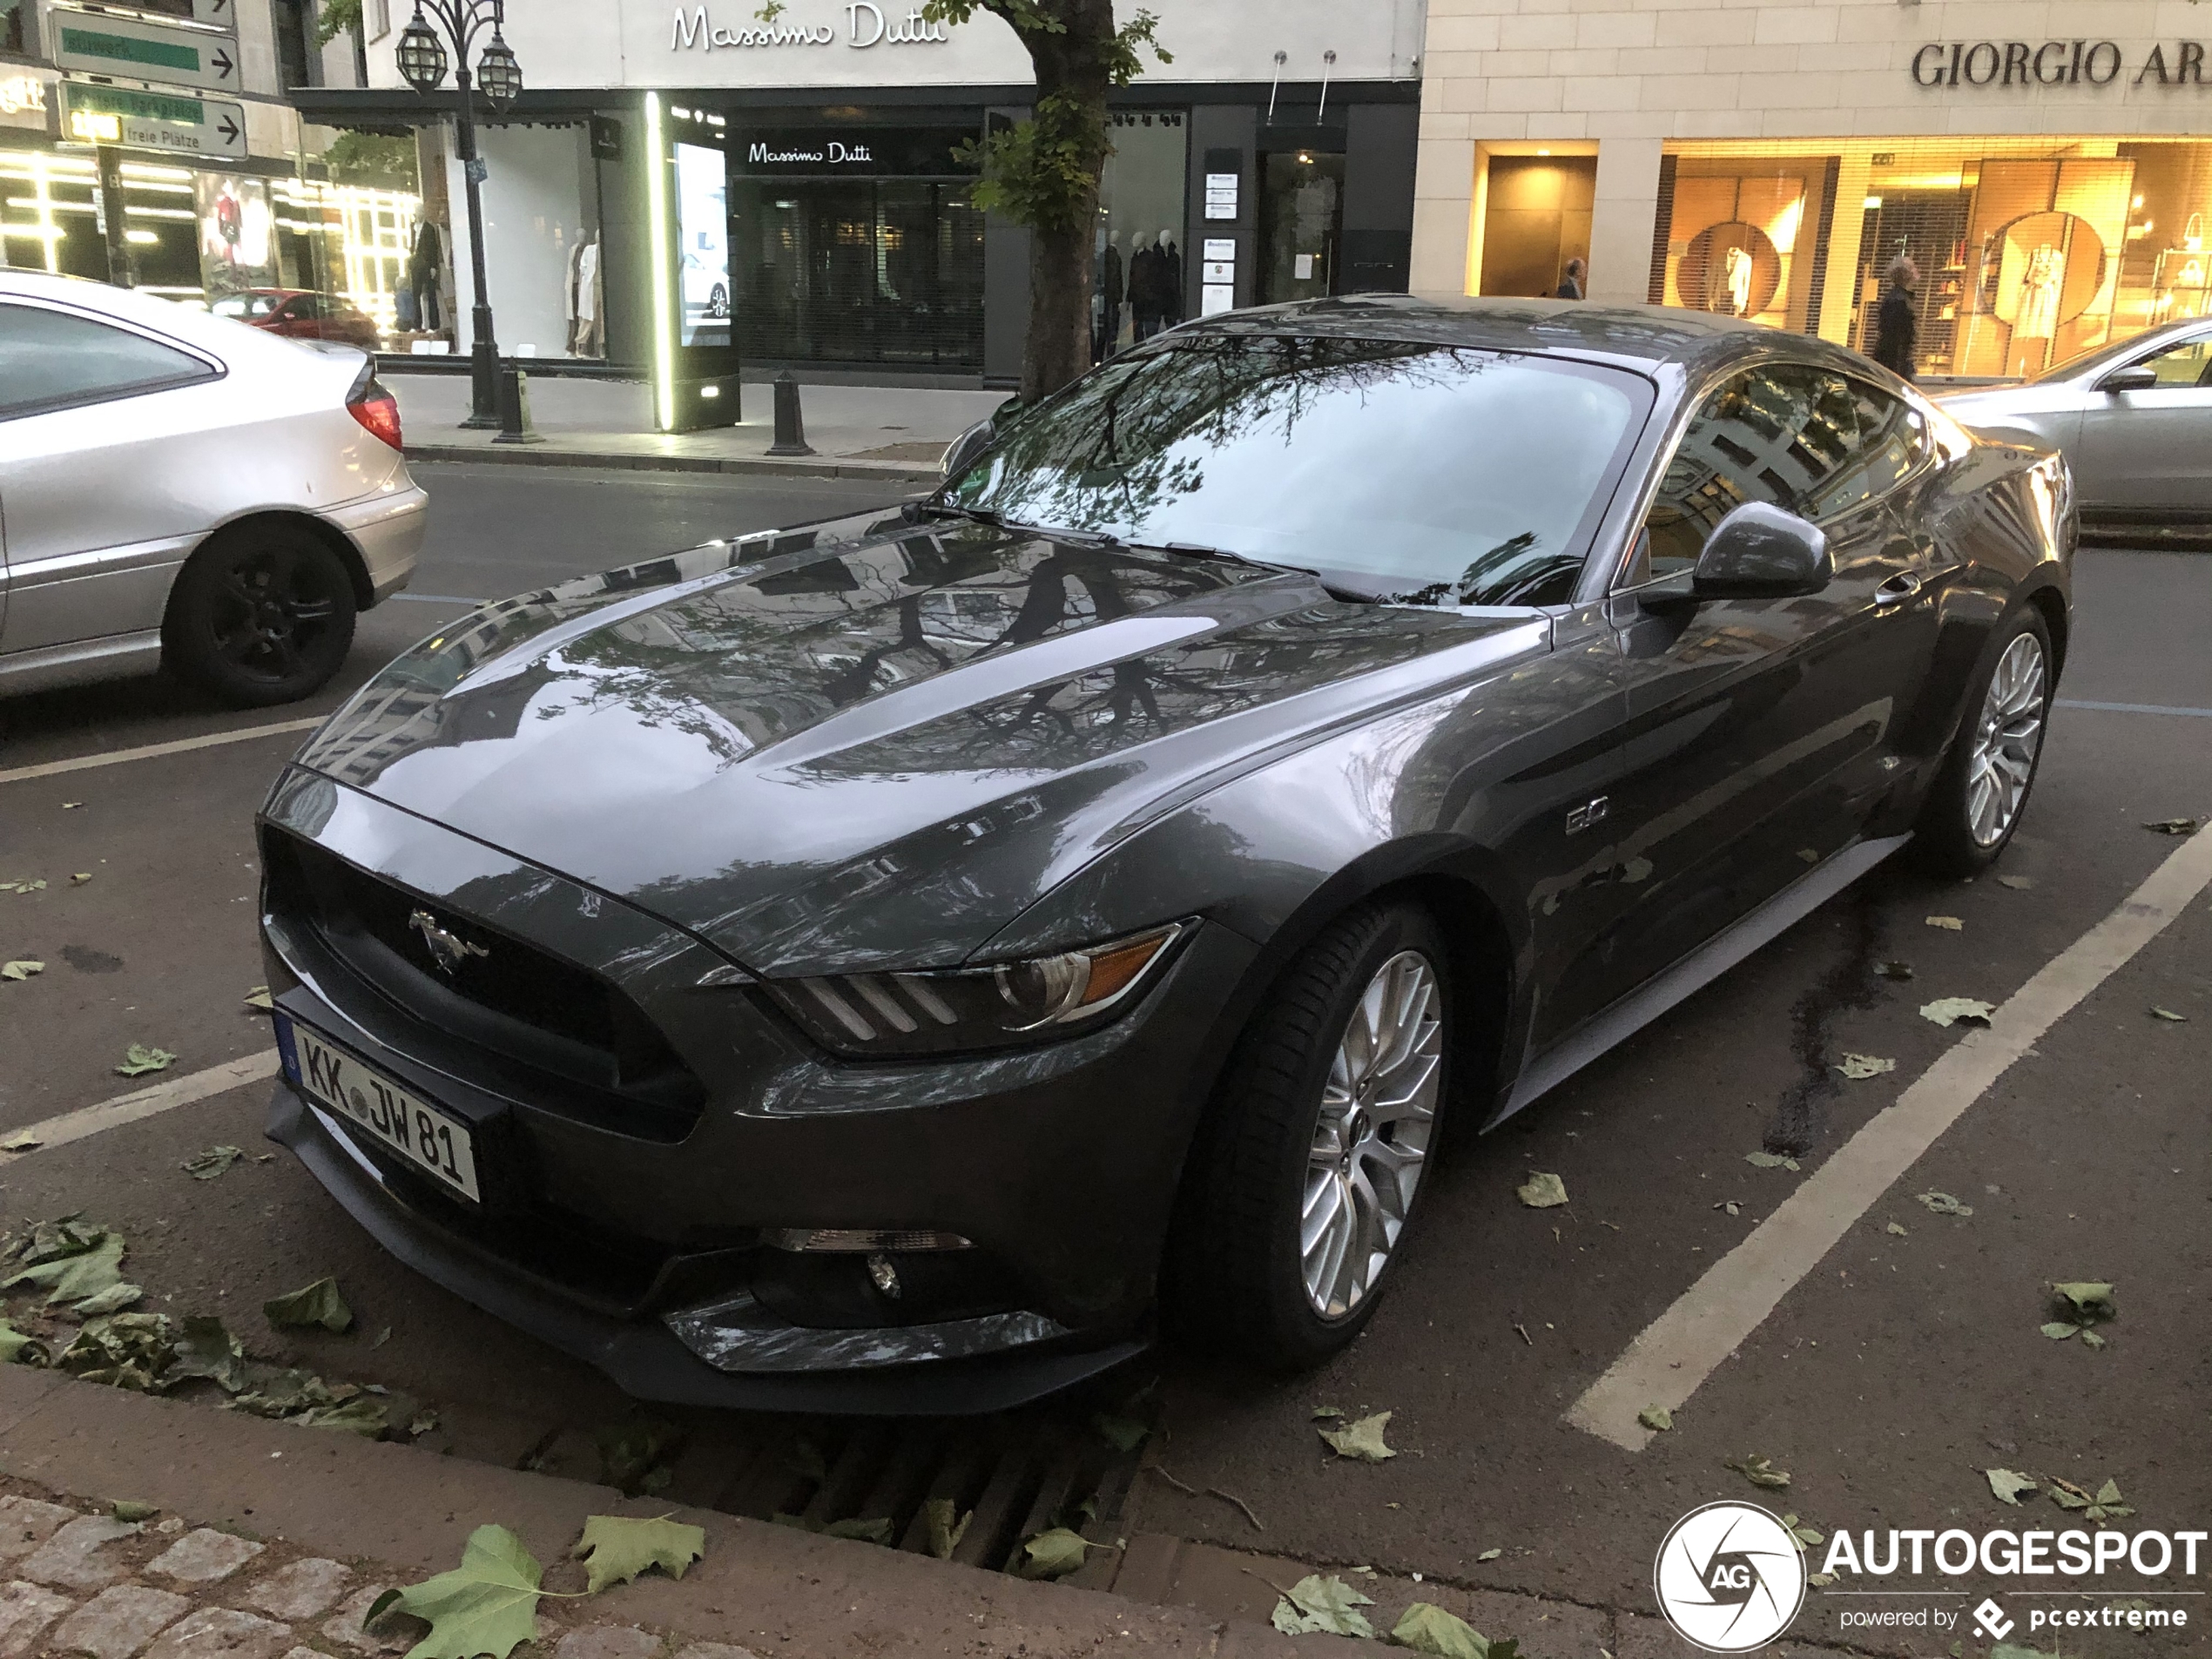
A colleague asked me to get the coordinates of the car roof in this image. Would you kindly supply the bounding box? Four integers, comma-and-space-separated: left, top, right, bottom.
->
1177, 293, 1874, 382
0, 269, 361, 370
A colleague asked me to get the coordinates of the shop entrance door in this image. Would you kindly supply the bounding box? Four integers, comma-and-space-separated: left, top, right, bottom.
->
1258, 150, 1344, 304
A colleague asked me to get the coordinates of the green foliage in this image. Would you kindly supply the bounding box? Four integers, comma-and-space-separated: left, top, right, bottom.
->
324, 131, 419, 191
1271, 1575, 1375, 1638
367, 1525, 545, 1659
264, 1275, 354, 1333
570, 1514, 705, 1594
314, 0, 363, 49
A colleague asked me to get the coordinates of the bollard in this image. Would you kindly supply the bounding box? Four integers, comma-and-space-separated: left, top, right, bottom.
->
767, 370, 816, 456
493, 362, 543, 445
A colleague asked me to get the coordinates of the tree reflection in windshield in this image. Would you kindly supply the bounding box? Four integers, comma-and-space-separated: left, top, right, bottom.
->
946, 334, 1646, 606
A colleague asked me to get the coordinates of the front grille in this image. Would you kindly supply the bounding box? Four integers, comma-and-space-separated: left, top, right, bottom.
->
264, 828, 705, 1142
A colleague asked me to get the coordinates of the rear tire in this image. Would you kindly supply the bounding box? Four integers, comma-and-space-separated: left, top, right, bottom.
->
162, 525, 357, 707
1912, 607, 2052, 877
1167, 901, 1450, 1372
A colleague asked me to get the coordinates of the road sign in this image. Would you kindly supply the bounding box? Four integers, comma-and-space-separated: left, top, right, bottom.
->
51, 10, 239, 95
62, 79, 246, 159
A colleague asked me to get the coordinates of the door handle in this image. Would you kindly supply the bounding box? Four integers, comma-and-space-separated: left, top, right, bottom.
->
1874, 571, 1923, 607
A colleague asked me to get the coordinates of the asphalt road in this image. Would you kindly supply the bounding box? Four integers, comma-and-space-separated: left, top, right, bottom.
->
0, 466, 2205, 1656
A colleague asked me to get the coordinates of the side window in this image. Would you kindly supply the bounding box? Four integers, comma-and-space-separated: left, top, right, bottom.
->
0, 304, 215, 421
1631, 364, 1862, 583
2132, 334, 2212, 388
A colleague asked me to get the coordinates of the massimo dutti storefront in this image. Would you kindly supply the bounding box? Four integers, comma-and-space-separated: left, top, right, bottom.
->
299, 0, 1423, 413
1411, 0, 2212, 380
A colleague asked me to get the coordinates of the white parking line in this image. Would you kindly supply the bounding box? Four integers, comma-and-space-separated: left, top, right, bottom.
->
1567, 823, 2212, 1451
0, 718, 323, 786
0, 1051, 278, 1167
2055, 698, 2212, 718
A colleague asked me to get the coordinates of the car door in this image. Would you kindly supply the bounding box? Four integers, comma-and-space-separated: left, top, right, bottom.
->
0, 297, 222, 658
2074, 327, 2212, 517
1577, 362, 1941, 1011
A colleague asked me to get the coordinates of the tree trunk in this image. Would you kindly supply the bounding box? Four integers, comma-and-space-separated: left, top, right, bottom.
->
1007, 0, 1117, 402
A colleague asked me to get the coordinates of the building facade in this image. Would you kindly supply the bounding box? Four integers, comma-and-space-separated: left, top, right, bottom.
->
294, 0, 1425, 394
1, 0, 416, 324
1413, 0, 2212, 378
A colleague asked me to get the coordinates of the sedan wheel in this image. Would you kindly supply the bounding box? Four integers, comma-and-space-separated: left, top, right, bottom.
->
164, 528, 357, 707
1915, 607, 2054, 875
1169, 902, 1451, 1370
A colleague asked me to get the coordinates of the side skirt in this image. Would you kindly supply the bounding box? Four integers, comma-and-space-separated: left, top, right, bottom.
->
1494, 833, 1913, 1125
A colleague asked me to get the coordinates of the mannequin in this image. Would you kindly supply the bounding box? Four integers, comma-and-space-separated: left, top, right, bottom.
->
408, 218, 444, 334
1157, 229, 1182, 326
1095, 226, 1123, 361
1129, 231, 1162, 342
573, 232, 602, 358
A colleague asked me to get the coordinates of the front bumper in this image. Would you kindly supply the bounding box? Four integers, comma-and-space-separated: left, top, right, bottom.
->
257, 772, 1258, 1412
325, 479, 428, 604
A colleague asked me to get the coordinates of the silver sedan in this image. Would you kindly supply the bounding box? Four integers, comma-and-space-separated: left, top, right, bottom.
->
0, 272, 428, 705
1938, 316, 2212, 536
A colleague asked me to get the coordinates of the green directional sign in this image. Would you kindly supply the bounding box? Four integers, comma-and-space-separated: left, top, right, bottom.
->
63, 79, 246, 158
52, 12, 240, 95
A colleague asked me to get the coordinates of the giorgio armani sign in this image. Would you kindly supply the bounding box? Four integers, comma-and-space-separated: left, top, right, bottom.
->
1912, 38, 2209, 88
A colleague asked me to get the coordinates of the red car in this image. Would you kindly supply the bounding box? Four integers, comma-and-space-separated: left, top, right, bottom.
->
213, 288, 381, 350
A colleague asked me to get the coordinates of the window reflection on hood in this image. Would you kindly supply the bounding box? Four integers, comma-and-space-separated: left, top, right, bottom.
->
944, 334, 1648, 606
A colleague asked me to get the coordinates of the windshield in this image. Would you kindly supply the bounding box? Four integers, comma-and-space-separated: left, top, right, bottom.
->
941, 334, 1649, 606
2030, 324, 2203, 383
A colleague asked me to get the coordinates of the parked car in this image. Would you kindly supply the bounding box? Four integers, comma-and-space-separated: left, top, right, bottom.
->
258, 297, 2073, 1413
212, 287, 382, 352
1938, 315, 2212, 536
0, 272, 427, 705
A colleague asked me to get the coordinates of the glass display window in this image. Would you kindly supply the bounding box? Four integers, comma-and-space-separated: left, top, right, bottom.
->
1095, 110, 1187, 358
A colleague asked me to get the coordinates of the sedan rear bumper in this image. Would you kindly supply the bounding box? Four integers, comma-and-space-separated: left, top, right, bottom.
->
326, 481, 428, 604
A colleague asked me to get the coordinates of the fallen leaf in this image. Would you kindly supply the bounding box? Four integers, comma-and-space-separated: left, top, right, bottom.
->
1915, 1190, 1973, 1217
1836, 1054, 1896, 1080
263, 1276, 354, 1334
1986, 1468, 2040, 1506
1745, 1151, 1800, 1171
2040, 1322, 2080, 1341
820, 1516, 892, 1545
595, 1416, 684, 1496
409, 1410, 439, 1438
298, 1397, 390, 1438
61, 802, 80, 810
0, 1135, 40, 1152
113, 1043, 174, 1078
1885, 1222, 1908, 1236
1516, 1172, 1568, 1209
2141, 818, 2199, 835
1874, 961, 1915, 980
169, 1317, 247, 1393
1271, 1574, 1374, 1638
922, 1496, 970, 1561
366, 1524, 544, 1659
2052, 1282, 2116, 1323
181, 1146, 245, 1181
373, 1325, 393, 1350
1713, 1200, 1740, 1217
1091, 1413, 1150, 1453
0, 961, 42, 982
243, 987, 274, 1012
2080, 1330, 2108, 1351
1637, 1406, 1673, 1433
1808, 1572, 1837, 1588
1476, 1548, 1502, 1562
570, 1514, 705, 1594
1728, 1454, 1791, 1489
110, 1501, 158, 1522
71, 1282, 143, 1317
1797, 847, 1820, 864
1925, 915, 1965, 931
1312, 1406, 1345, 1420
0, 1320, 49, 1367
1995, 874, 2035, 890
2049, 1477, 2093, 1511
1780, 1514, 1824, 1548
2149, 1006, 2188, 1022
2, 1231, 126, 1307
1016, 1527, 1092, 1580
70, 873, 91, 886
1390, 1601, 1489, 1656
1920, 997, 1995, 1028
1318, 1410, 1396, 1462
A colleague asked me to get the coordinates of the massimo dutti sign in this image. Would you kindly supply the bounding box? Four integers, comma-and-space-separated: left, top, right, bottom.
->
671, 3, 950, 50
1912, 38, 2210, 88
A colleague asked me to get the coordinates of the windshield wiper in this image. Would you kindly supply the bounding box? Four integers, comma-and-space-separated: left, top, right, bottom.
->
907, 500, 1001, 527
1119, 538, 1315, 577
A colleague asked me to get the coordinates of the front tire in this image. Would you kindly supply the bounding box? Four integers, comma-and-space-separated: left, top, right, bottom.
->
1167, 901, 1449, 1371
1913, 607, 2052, 876
162, 526, 357, 707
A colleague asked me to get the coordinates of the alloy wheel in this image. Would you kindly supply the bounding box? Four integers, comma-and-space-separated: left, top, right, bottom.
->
1300, 948, 1443, 1318
209, 545, 342, 685
1966, 632, 2047, 846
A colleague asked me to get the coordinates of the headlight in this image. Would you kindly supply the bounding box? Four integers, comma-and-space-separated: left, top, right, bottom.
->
765, 922, 1187, 1058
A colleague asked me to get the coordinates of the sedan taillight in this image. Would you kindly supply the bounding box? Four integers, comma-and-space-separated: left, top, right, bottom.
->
347, 374, 402, 450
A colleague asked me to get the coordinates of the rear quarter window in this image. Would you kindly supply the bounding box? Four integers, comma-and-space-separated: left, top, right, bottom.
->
0, 301, 218, 421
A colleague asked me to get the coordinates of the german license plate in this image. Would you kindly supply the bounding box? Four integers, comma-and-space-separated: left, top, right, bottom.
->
284, 1018, 482, 1204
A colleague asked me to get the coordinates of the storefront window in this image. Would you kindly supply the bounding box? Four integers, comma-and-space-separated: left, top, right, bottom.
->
2, 0, 32, 55
1259, 149, 1344, 305
1655, 138, 2212, 379
730, 125, 985, 369
1095, 110, 1186, 358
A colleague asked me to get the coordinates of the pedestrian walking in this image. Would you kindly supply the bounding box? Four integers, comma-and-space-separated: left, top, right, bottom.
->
1871, 254, 1919, 381
1555, 257, 1587, 300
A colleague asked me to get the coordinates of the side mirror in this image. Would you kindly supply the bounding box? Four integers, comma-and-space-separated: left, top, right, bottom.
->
2098, 364, 2159, 394
1691, 502, 1833, 599
941, 416, 995, 481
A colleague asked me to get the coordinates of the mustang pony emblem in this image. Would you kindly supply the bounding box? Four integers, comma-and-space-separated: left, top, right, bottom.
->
408, 908, 489, 975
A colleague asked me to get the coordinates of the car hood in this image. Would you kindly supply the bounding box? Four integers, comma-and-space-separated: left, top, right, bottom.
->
293, 511, 1547, 974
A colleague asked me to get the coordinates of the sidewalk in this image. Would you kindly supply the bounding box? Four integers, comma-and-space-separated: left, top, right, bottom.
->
386, 374, 1005, 484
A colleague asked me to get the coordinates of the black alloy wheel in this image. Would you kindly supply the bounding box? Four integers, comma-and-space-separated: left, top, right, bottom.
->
163, 527, 358, 707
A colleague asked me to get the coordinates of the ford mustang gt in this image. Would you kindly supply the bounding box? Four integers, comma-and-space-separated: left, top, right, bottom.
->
256, 297, 2073, 1413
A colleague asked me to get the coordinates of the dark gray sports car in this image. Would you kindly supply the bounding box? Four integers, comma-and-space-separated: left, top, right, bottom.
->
257, 298, 2074, 1413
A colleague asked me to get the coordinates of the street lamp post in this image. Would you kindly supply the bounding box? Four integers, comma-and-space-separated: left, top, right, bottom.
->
396, 1, 522, 429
